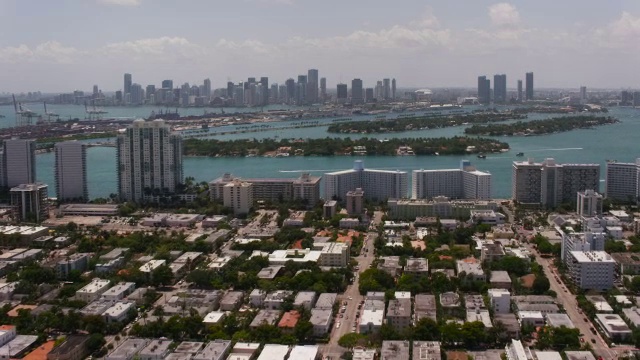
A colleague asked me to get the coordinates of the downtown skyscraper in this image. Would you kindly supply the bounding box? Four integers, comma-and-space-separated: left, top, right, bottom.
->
477, 76, 491, 104
351, 79, 364, 104
124, 73, 132, 99
117, 119, 183, 203
493, 74, 507, 103
526, 72, 534, 101
307, 69, 319, 104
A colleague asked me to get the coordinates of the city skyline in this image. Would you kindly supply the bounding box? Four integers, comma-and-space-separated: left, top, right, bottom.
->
1, 1, 640, 92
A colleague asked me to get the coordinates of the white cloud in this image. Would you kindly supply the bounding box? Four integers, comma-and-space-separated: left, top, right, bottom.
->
100, 37, 205, 61
98, 0, 141, 6
594, 12, 640, 50
488, 3, 520, 27
285, 25, 451, 53
409, 7, 441, 29
0, 41, 80, 64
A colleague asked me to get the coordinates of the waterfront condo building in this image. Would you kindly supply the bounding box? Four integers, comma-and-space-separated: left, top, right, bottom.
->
209, 173, 321, 207
412, 160, 492, 200
605, 159, 640, 203
223, 180, 253, 215
55, 141, 88, 202
324, 160, 408, 201
1, 139, 36, 188
512, 158, 599, 208
10, 182, 49, 223
116, 119, 183, 203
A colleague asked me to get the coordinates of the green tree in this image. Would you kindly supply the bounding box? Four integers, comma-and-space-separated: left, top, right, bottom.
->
86, 333, 106, 354
550, 326, 580, 350
414, 318, 440, 341
532, 275, 551, 295
151, 264, 174, 287
631, 276, 640, 293
338, 333, 364, 349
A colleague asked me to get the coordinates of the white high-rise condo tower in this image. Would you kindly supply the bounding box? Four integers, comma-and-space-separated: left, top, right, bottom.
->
117, 119, 183, 203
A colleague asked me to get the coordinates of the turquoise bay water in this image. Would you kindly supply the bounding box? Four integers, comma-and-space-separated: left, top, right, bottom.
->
27, 106, 640, 199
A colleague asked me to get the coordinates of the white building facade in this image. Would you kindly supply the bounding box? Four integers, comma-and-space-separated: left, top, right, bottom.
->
117, 119, 183, 202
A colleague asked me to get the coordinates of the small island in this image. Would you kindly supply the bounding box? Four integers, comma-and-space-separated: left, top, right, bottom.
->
326, 112, 527, 134
184, 136, 509, 157
463, 115, 619, 136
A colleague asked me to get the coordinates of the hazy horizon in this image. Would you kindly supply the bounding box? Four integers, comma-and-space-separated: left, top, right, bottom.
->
1, 0, 639, 92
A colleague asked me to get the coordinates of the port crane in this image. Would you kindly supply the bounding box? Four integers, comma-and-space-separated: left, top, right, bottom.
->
13, 94, 38, 127
43, 102, 59, 122
85, 100, 108, 120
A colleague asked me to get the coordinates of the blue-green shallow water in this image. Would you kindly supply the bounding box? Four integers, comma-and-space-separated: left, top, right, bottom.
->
30, 106, 640, 199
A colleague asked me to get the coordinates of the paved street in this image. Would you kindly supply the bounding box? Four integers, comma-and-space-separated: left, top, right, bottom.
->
323, 212, 382, 359
527, 244, 617, 359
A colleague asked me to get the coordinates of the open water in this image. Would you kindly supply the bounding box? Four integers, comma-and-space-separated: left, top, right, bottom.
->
2, 104, 639, 200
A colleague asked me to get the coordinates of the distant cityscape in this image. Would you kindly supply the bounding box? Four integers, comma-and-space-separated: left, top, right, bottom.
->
4, 70, 640, 112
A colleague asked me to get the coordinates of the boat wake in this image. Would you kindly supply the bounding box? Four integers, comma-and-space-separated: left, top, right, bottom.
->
280, 166, 414, 173
527, 147, 583, 152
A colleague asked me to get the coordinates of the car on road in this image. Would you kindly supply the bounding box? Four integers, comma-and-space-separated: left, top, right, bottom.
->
348, 296, 353, 300
580, 338, 584, 343
584, 318, 588, 322
590, 339, 596, 344
339, 314, 343, 318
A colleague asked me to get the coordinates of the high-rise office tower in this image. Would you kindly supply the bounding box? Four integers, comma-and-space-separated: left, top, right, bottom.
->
285, 79, 295, 103
203, 78, 212, 99
634, 92, 640, 107
375, 81, 383, 100
517, 80, 523, 102
116, 119, 183, 203
525, 72, 534, 101
493, 74, 507, 103
270, 84, 278, 103
391, 79, 396, 99
336, 84, 348, 103
146, 85, 156, 102
580, 86, 587, 104
260, 77, 269, 105
2, 139, 36, 188
383, 79, 391, 100
93, 85, 99, 97
605, 159, 640, 203
233, 83, 244, 106
124, 73, 132, 98
320, 77, 327, 102
297, 75, 307, 104
130, 83, 144, 105
161, 80, 173, 89
227, 82, 235, 98
351, 79, 364, 104
307, 69, 319, 104
365, 88, 374, 103
477, 76, 491, 104
55, 141, 88, 202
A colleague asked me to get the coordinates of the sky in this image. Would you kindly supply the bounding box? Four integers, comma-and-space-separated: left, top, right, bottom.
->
1, 0, 639, 92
